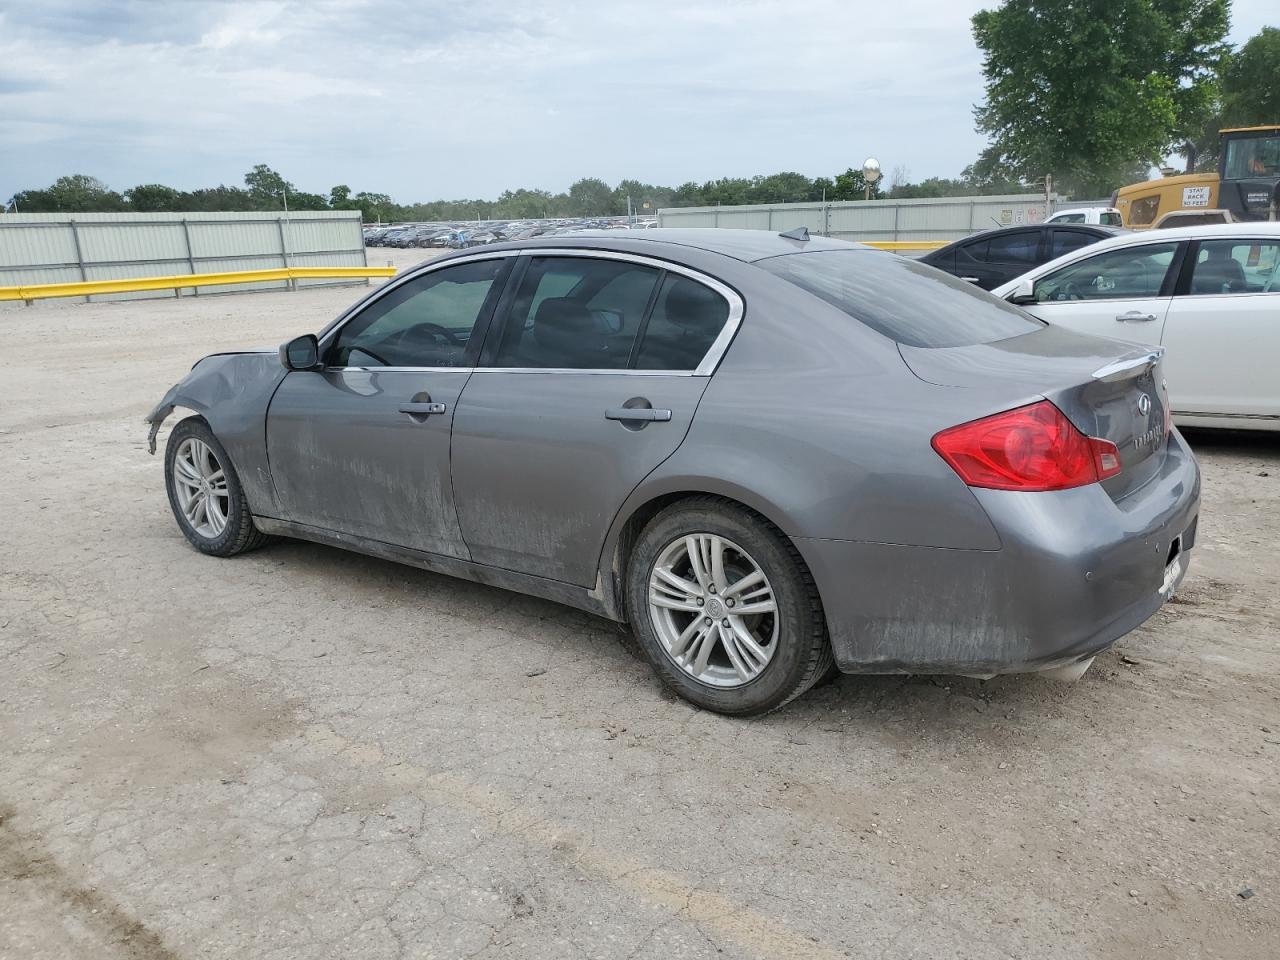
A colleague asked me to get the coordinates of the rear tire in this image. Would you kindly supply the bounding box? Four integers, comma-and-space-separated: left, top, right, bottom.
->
625, 497, 832, 716
164, 417, 269, 557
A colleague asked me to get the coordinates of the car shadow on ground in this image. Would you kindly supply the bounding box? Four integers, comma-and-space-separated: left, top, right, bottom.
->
260, 534, 1115, 746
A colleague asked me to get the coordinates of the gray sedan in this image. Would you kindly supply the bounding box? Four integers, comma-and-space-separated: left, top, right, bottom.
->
146, 229, 1200, 715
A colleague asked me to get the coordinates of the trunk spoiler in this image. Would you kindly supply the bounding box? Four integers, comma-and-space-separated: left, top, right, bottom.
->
1092, 348, 1163, 383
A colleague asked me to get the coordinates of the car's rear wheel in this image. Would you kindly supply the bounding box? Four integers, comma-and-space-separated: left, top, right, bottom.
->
164, 417, 269, 557
626, 498, 833, 716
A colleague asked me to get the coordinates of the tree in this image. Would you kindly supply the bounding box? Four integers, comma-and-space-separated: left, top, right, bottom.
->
243, 163, 294, 209
329, 184, 353, 208
12, 175, 125, 212
567, 177, 615, 216
670, 181, 705, 207
830, 167, 882, 201
181, 186, 254, 211
124, 183, 181, 211
495, 188, 555, 219
971, 0, 1229, 197
1221, 27, 1280, 128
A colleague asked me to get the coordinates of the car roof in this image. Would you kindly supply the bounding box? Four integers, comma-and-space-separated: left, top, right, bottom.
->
470, 228, 862, 263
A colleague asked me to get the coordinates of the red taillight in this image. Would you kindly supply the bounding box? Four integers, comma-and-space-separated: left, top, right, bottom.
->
932, 400, 1122, 492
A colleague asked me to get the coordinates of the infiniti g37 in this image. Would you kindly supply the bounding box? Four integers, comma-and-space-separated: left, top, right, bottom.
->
146, 230, 1200, 715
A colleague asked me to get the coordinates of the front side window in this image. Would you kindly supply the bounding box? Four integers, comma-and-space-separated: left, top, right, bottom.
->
1189, 239, 1280, 295
487, 257, 731, 371
1100, 211, 1123, 226
985, 231, 1040, 264
330, 258, 507, 367
1035, 242, 1179, 302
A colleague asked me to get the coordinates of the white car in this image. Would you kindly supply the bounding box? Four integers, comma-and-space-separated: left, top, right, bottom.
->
992, 223, 1280, 431
1044, 206, 1124, 227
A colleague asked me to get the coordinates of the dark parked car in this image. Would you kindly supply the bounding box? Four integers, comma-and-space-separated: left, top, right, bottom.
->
920, 224, 1123, 290
146, 229, 1198, 716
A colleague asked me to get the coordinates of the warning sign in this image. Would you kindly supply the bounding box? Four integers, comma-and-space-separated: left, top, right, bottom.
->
1182, 186, 1211, 207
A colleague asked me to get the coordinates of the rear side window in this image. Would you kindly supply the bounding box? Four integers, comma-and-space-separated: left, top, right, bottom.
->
1189, 239, 1280, 295
985, 231, 1040, 264
759, 250, 1043, 348
634, 275, 730, 370
485, 256, 731, 371
1051, 230, 1098, 258
491, 257, 660, 369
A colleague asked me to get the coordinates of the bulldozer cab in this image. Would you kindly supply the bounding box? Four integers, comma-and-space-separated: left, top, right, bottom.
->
1218, 126, 1280, 221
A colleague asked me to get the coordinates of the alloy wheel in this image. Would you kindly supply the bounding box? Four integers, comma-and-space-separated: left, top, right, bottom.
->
647, 533, 779, 688
172, 437, 230, 539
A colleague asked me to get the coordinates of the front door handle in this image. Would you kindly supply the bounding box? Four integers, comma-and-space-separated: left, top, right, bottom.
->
960, 276, 981, 284
399, 401, 446, 417
1115, 311, 1158, 323
605, 407, 672, 423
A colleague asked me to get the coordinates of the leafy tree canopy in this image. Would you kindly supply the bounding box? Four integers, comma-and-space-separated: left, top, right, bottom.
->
972, 0, 1229, 196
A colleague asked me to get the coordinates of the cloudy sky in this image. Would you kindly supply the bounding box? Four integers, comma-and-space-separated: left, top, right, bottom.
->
1, 0, 1273, 202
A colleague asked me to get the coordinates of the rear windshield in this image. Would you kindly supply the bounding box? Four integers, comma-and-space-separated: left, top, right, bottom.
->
758, 250, 1044, 348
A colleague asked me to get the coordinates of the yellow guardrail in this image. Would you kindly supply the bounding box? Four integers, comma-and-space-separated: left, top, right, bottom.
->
862, 241, 949, 251
0, 265, 398, 303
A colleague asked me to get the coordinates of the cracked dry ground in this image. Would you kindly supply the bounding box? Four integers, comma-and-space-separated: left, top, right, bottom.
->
2, 281, 1278, 960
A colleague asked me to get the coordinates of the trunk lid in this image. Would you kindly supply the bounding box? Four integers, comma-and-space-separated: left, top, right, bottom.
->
900, 325, 1171, 500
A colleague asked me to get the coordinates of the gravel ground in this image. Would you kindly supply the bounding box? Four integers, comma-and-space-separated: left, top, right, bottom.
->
2, 255, 1277, 960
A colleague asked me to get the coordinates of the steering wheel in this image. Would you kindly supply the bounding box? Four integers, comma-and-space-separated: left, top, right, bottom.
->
408, 322, 461, 345
1055, 280, 1084, 301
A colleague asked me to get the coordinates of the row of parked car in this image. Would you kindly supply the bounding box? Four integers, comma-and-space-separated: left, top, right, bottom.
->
365, 218, 658, 249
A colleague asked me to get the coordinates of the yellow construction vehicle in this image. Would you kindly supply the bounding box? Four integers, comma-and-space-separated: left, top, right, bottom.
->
1112, 126, 1280, 228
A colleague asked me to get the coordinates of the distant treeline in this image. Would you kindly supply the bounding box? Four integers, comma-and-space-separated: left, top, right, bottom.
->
7, 162, 1035, 222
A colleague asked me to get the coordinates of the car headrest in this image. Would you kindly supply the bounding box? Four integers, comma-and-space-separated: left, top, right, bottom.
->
532, 297, 603, 357
1192, 258, 1246, 294
663, 278, 727, 332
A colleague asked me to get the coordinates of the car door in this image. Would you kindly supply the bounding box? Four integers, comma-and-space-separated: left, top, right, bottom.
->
450, 252, 739, 586
265, 255, 512, 557
1160, 237, 1280, 419
1020, 239, 1184, 344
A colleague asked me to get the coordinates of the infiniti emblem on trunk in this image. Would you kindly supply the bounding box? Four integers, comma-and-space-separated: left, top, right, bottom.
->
1137, 393, 1152, 416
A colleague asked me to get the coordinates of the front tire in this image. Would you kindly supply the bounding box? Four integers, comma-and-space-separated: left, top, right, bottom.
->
625, 497, 832, 716
164, 418, 268, 557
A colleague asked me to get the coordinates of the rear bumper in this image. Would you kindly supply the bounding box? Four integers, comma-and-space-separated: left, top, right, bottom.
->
795, 430, 1201, 674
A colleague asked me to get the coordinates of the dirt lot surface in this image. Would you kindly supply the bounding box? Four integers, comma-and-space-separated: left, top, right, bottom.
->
2, 256, 1277, 959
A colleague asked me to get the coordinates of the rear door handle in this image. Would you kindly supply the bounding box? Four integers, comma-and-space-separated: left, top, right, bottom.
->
1115, 311, 1158, 322
605, 407, 672, 422
960, 276, 981, 284
399, 401, 447, 416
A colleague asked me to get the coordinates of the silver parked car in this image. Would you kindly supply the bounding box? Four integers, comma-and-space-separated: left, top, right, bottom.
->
146, 229, 1200, 715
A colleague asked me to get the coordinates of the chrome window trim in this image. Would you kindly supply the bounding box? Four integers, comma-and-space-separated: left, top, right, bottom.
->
318, 246, 745, 377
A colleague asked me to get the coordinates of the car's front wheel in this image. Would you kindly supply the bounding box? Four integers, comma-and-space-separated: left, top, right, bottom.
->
626, 497, 833, 716
164, 417, 269, 557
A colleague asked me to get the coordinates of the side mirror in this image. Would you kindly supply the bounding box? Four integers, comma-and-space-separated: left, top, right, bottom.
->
280, 334, 320, 371
1008, 278, 1036, 305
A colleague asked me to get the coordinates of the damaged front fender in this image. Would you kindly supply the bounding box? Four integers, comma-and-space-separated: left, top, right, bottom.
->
143, 349, 287, 515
